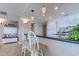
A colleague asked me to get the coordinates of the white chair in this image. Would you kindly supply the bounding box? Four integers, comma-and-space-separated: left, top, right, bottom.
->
27, 31, 39, 56
22, 31, 43, 56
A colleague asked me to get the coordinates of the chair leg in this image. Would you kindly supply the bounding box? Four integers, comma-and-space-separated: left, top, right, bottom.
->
22, 48, 26, 56
38, 50, 44, 56
40, 50, 44, 56
23, 50, 25, 56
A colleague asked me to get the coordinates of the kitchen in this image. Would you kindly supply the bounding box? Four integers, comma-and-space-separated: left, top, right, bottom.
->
0, 3, 79, 56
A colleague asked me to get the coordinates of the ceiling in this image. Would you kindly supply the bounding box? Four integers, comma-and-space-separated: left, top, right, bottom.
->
0, 3, 79, 23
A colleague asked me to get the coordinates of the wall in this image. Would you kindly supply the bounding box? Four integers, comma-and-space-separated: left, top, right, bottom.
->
39, 37, 79, 56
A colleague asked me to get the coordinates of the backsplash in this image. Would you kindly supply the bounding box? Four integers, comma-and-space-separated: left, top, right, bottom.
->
47, 14, 79, 37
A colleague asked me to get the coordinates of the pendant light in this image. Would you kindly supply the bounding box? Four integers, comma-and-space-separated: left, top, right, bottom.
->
0, 15, 6, 24
31, 15, 34, 20
0, 11, 7, 24
41, 4, 47, 16
21, 16, 29, 24
0, 17, 4, 24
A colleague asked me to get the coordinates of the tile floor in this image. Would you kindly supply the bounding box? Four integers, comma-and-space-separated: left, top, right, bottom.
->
0, 42, 22, 56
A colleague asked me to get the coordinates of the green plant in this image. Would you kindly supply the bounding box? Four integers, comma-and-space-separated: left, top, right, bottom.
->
67, 24, 79, 41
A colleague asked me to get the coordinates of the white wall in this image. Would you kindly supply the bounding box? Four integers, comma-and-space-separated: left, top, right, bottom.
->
39, 37, 79, 56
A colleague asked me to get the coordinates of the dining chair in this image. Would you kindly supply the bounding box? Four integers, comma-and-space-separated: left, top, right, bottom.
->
22, 31, 43, 56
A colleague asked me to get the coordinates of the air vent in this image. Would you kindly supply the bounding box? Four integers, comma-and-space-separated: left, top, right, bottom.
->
0, 11, 7, 15
31, 10, 34, 12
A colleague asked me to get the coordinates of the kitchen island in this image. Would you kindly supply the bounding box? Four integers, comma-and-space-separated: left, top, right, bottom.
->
37, 35, 79, 56
37, 35, 79, 44
25, 34, 79, 56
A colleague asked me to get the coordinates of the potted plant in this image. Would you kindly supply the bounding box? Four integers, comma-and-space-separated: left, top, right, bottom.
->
67, 24, 79, 41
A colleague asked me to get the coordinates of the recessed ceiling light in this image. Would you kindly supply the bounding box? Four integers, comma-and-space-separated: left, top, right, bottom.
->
54, 6, 59, 10
61, 12, 65, 15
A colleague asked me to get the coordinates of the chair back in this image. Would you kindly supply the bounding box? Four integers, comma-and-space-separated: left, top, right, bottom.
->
27, 31, 39, 56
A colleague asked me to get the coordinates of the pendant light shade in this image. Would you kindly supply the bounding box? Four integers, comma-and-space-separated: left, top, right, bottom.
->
31, 15, 34, 20
22, 17, 29, 24
41, 4, 47, 16
0, 17, 4, 24
42, 6, 47, 14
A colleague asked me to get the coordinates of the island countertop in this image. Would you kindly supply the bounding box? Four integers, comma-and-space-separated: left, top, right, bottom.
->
37, 35, 79, 44
24, 34, 79, 44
